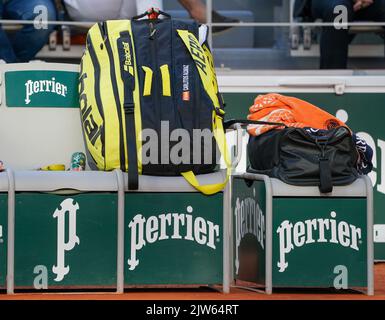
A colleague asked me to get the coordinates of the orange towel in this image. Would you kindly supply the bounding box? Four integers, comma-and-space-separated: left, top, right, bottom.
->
247, 93, 348, 136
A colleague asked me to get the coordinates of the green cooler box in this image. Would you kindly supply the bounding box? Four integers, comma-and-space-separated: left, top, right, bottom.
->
9, 171, 121, 292
3, 171, 230, 293
232, 173, 374, 295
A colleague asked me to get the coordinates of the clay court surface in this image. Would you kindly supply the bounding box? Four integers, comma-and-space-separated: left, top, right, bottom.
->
0, 263, 383, 300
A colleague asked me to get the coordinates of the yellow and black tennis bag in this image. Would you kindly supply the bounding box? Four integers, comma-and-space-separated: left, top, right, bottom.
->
79, 9, 230, 195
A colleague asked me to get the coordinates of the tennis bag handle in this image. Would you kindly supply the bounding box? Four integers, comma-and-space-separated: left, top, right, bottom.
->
224, 119, 288, 130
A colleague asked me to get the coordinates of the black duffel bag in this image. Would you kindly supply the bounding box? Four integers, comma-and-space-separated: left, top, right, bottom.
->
247, 126, 360, 193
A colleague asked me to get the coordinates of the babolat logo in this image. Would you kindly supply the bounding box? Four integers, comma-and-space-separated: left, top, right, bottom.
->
127, 206, 220, 271
122, 41, 132, 71
25, 78, 68, 105
79, 62, 103, 146
277, 211, 362, 273
234, 193, 265, 274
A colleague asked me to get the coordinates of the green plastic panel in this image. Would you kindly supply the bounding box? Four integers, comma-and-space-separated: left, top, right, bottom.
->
272, 197, 367, 288
14, 193, 117, 289
124, 193, 223, 285
5, 71, 79, 108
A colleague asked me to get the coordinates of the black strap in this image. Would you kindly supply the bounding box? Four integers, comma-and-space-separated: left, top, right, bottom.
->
224, 119, 288, 130
118, 32, 138, 190
316, 138, 333, 193
319, 158, 333, 193
125, 104, 139, 190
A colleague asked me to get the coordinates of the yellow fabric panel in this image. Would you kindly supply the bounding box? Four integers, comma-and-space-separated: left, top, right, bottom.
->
106, 20, 128, 171
203, 44, 219, 96
80, 29, 106, 170
79, 89, 105, 167
87, 23, 121, 170
176, 30, 220, 108
160, 64, 171, 96
142, 66, 153, 96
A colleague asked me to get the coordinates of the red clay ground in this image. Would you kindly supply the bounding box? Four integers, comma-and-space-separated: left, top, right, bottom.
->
1, 263, 384, 300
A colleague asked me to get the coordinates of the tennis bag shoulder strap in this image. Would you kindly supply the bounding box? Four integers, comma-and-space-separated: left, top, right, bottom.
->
117, 30, 138, 190
80, 18, 230, 195
176, 27, 231, 194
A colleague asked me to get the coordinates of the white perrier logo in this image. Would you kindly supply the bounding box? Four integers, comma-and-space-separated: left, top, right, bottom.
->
234, 192, 265, 275
25, 77, 68, 105
127, 206, 220, 271
277, 211, 362, 273
52, 198, 80, 282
